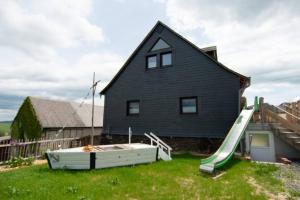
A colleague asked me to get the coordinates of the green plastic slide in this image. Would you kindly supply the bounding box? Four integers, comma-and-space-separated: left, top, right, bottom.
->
200, 97, 259, 173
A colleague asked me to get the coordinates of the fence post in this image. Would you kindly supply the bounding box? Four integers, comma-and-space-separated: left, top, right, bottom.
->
34, 139, 38, 159
259, 97, 264, 122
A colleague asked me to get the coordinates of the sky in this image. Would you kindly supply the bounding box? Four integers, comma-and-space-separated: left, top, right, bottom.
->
0, 0, 299, 121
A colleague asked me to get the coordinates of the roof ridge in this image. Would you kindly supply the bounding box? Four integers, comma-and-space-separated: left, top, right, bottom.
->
28, 96, 102, 108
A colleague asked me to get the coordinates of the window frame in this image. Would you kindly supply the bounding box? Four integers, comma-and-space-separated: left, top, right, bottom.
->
250, 133, 270, 148
160, 51, 173, 67
146, 38, 173, 70
180, 96, 198, 114
146, 54, 158, 69
127, 100, 140, 116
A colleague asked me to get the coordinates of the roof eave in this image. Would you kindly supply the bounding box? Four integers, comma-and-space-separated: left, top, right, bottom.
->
100, 21, 164, 95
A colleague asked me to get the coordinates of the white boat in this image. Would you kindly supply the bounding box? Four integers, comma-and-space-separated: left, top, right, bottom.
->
45, 133, 172, 170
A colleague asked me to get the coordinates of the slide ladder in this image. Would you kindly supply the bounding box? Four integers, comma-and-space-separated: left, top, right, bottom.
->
200, 97, 259, 173
145, 132, 172, 161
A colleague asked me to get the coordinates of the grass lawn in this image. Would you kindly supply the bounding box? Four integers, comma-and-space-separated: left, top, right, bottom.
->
0, 122, 11, 136
0, 154, 287, 200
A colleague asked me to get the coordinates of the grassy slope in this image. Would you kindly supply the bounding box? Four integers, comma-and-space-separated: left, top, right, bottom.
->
0, 154, 283, 200
0, 122, 11, 136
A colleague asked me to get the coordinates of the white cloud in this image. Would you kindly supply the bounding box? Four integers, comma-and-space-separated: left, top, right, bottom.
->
0, 50, 124, 120
0, 51, 123, 98
0, 0, 124, 120
0, 0, 104, 59
165, 0, 300, 104
245, 82, 300, 105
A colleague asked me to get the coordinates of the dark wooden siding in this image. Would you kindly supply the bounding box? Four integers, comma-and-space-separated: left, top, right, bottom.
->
103, 25, 240, 138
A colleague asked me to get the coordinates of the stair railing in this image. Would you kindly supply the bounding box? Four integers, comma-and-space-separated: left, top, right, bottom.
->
144, 132, 172, 160
276, 105, 300, 122
262, 104, 300, 135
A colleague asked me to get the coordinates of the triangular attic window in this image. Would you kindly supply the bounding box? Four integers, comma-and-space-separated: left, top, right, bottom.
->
150, 39, 170, 51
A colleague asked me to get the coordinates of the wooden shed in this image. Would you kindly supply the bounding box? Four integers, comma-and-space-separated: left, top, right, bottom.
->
11, 96, 103, 140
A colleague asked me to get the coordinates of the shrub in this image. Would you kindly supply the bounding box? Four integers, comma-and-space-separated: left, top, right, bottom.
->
7, 156, 34, 168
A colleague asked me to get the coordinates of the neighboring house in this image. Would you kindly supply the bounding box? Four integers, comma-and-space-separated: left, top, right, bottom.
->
11, 97, 103, 139
100, 21, 250, 141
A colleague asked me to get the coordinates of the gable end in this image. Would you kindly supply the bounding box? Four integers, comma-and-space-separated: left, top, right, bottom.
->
100, 21, 250, 95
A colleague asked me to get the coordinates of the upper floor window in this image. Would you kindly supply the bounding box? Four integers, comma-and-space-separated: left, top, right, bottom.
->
180, 97, 198, 114
147, 38, 172, 69
161, 52, 172, 66
151, 39, 170, 51
147, 55, 157, 69
127, 100, 140, 115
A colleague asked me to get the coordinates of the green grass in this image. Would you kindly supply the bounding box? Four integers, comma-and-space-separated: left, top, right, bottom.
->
0, 154, 284, 200
0, 122, 11, 136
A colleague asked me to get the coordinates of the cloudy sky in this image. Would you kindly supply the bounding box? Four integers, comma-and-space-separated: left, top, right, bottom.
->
0, 0, 299, 121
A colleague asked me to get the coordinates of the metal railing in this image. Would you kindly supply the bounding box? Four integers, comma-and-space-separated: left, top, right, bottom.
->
144, 132, 172, 160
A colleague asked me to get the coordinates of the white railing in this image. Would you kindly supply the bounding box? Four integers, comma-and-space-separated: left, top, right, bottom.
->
144, 132, 172, 160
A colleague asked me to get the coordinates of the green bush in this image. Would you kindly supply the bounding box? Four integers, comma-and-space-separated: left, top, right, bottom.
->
6, 156, 34, 168
11, 97, 42, 139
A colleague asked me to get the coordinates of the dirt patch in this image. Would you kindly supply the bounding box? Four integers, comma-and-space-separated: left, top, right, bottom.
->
212, 171, 226, 180
0, 159, 47, 173
176, 177, 194, 188
247, 177, 289, 200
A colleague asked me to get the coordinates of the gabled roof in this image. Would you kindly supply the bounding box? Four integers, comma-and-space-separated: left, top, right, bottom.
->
29, 96, 103, 128
100, 21, 250, 95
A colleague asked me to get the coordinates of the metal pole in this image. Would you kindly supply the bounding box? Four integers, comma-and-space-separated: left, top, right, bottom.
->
129, 127, 132, 144
91, 72, 95, 145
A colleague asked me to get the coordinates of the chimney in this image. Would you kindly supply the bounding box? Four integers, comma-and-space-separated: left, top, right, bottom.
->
202, 46, 218, 61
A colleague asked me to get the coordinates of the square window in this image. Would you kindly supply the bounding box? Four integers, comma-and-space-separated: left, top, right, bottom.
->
180, 97, 197, 114
127, 100, 140, 115
161, 52, 172, 66
147, 55, 157, 69
251, 134, 270, 147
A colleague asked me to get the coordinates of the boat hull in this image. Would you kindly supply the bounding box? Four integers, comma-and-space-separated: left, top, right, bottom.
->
46, 143, 158, 170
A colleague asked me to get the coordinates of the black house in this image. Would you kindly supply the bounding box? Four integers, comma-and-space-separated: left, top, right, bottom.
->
100, 21, 250, 141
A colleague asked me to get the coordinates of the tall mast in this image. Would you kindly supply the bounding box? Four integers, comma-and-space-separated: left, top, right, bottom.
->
91, 72, 95, 145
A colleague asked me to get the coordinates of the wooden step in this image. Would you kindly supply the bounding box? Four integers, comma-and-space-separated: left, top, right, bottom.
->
280, 131, 295, 134
287, 136, 300, 139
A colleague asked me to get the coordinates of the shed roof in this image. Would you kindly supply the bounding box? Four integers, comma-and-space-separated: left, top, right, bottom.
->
29, 96, 103, 128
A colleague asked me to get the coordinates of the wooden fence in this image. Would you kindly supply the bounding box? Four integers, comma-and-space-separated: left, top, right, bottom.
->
0, 137, 82, 164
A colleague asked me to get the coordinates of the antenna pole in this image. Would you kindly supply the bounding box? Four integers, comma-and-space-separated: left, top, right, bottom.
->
91, 72, 95, 145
